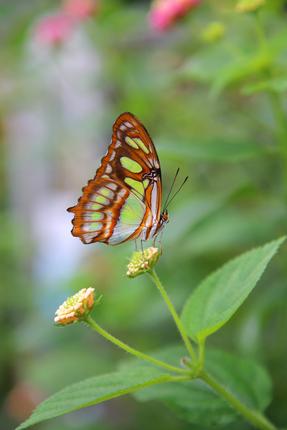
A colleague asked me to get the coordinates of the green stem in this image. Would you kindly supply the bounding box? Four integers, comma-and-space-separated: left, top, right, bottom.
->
254, 12, 287, 196
267, 75, 287, 199
269, 91, 287, 148
85, 315, 188, 375
200, 371, 277, 430
148, 269, 197, 363
198, 339, 205, 370
254, 12, 267, 52
126, 372, 192, 397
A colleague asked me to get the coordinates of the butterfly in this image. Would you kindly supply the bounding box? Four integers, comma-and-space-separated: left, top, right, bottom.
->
67, 112, 169, 245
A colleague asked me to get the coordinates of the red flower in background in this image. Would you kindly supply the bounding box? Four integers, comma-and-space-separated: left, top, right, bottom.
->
63, 0, 98, 22
34, 1, 99, 47
35, 13, 74, 46
150, 0, 201, 31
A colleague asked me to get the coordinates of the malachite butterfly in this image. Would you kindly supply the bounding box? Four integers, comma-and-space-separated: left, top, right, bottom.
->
67, 112, 169, 245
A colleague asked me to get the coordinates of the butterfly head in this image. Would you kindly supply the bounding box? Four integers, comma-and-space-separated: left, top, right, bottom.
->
161, 209, 169, 223
159, 209, 169, 230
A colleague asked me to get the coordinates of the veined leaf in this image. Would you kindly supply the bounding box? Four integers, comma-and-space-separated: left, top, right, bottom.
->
132, 346, 272, 428
181, 237, 285, 342
16, 367, 173, 430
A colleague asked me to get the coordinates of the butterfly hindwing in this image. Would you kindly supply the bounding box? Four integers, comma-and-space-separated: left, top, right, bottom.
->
68, 113, 162, 244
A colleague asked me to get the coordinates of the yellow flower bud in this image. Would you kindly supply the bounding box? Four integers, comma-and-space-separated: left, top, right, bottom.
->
127, 247, 161, 278
54, 287, 98, 326
201, 22, 225, 43
236, 0, 265, 13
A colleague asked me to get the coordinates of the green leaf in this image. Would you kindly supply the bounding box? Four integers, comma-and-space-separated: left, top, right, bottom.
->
132, 346, 272, 428
181, 237, 285, 342
16, 367, 173, 430
211, 53, 271, 96
205, 349, 272, 412
242, 78, 287, 95
164, 193, 227, 246
158, 137, 265, 162
181, 205, 284, 256
137, 379, 235, 428
180, 46, 231, 84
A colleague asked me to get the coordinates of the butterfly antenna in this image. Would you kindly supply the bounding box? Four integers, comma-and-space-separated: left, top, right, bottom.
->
163, 168, 180, 212
165, 176, 189, 210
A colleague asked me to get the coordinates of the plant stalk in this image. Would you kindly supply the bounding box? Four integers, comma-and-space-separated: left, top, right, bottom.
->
200, 370, 277, 430
148, 269, 197, 363
254, 12, 287, 197
85, 315, 188, 375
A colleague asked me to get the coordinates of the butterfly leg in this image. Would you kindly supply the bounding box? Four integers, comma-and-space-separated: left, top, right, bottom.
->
157, 231, 164, 253
140, 239, 144, 255
134, 240, 138, 251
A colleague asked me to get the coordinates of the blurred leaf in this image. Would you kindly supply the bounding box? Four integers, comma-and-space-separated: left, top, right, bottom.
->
164, 194, 226, 246
181, 35, 286, 97
242, 77, 287, 95
181, 237, 285, 342
165, 186, 268, 251
23, 344, 113, 392
16, 367, 172, 430
211, 53, 271, 96
132, 346, 272, 428
158, 137, 266, 162
180, 46, 231, 84
180, 45, 272, 97
237, 280, 287, 356
181, 205, 285, 256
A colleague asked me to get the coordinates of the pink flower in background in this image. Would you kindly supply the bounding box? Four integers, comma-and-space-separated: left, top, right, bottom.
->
35, 13, 74, 46
150, 0, 201, 31
63, 0, 98, 22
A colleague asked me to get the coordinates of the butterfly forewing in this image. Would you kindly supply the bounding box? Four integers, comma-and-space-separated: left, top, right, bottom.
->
68, 112, 162, 245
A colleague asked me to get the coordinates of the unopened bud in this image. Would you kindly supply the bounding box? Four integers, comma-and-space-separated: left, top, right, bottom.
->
54, 287, 101, 326
127, 247, 161, 278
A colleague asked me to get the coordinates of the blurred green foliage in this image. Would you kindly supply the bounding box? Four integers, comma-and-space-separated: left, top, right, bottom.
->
0, 0, 287, 429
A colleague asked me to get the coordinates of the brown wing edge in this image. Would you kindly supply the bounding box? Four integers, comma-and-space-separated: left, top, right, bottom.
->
67, 112, 162, 243
113, 112, 161, 168
67, 111, 157, 217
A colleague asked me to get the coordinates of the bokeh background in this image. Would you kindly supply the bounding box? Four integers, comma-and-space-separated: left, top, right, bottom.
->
1, 0, 287, 429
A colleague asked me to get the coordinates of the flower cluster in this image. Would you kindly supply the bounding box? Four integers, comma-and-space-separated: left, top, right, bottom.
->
63, 0, 98, 21
127, 247, 161, 278
54, 287, 97, 326
35, 0, 98, 47
35, 14, 74, 46
149, 0, 201, 32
